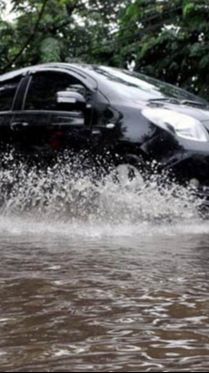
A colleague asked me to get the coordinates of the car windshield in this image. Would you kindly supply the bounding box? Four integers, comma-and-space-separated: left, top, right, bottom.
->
90, 66, 207, 105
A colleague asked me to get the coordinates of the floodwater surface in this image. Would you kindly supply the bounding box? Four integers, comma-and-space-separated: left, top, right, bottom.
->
0, 159, 209, 372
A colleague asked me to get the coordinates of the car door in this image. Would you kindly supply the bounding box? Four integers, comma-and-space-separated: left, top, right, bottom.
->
0, 73, 24, 153
11, 69, 93, 155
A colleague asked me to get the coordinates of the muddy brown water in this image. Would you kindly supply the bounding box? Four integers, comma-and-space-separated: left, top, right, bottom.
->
0, 161, 209, 371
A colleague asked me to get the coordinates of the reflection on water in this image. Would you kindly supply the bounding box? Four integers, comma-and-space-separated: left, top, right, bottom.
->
1, 231, 209, 372
0, 158, 209, 371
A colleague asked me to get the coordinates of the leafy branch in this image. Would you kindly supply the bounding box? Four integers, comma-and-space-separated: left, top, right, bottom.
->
2, 0, 49, 72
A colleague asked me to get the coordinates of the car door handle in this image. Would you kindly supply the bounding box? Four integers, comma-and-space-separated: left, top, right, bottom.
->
11, 121, 29, 130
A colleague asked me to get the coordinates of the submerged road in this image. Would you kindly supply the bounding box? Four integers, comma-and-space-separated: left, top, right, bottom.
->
0, 161, 208, 371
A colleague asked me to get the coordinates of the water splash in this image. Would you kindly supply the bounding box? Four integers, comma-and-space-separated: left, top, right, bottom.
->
0, 153, 200, 229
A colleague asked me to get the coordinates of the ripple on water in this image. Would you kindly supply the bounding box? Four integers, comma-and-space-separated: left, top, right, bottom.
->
0, 156, 208, 371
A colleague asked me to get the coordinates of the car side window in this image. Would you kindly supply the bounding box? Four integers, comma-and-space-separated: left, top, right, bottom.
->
25, 71, 86, 111
0, 75, 22, 112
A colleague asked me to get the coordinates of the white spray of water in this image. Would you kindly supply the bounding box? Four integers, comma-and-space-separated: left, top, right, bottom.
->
0, 154, 206, 238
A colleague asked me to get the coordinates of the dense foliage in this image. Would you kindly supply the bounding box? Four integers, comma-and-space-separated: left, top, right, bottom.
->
117, 0, 209, 98
0, 0, 209, 99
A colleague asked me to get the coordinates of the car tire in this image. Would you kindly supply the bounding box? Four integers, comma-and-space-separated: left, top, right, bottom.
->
112, 152, 146, 187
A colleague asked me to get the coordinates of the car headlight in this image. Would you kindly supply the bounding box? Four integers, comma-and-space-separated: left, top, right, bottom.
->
142, 108, 208, 142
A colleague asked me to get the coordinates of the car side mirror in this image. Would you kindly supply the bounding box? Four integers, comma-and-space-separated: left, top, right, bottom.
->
56, 90, 86, 105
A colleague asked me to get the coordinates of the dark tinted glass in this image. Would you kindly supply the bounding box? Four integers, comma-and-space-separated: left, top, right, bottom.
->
25, 71, 85, 111
90, 66, 207, 104
0, 76, 22, 111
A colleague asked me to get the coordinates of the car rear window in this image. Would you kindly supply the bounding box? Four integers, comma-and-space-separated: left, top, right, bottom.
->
0, 75, 22, 111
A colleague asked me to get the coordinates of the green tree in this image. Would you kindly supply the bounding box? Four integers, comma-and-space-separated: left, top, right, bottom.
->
0, 0, 127, 70
1, 0, 209, 100
117, 0, 209, 98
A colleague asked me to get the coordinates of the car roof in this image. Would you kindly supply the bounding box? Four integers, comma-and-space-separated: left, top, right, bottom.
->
0, 63, 96, 81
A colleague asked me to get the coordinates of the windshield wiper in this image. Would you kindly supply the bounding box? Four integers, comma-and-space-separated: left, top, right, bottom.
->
180, 100, 208, 108
148, 97, 180, 104
148, 97, 209, 108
